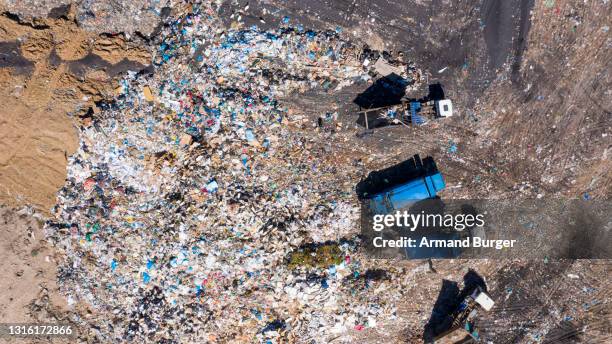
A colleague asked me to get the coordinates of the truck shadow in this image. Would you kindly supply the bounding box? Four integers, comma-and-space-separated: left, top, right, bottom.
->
423, 269, 488, 342
354, 80, 446, 128
354, 73, 409, 109
356, 155, 439, 199
427, 82, 445, 101
354, 73, 409, 128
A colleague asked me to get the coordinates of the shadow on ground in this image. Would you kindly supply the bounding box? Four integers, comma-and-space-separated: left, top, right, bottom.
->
423, 269, 487, 342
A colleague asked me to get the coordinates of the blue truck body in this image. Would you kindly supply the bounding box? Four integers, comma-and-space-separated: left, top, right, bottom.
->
358, 155, 460, 259
369, 172, 446, 214
359, 155, 446, 214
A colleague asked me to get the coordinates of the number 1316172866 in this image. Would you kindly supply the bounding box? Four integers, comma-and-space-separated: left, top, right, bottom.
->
1, 324, 75, 338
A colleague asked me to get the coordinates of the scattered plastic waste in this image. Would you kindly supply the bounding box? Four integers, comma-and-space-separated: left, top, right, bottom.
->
448, 140, 458, 154
44, 2, 396, 342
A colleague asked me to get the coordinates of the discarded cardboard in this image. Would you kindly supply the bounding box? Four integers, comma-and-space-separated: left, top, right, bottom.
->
373, 57, 404, 76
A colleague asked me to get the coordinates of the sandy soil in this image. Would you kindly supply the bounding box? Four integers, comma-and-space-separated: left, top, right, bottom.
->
0, 8, 150, 341
0, 206, 73, 344
0, 5, 150, 214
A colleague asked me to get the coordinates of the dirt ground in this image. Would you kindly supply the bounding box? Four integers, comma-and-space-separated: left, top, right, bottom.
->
0, 4, 150, 213
343, 258, 611, 343
475, 0, 611, 198
0, 206, 72, 344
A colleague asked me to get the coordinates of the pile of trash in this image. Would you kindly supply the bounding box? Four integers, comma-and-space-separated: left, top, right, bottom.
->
46, 2, 407, 342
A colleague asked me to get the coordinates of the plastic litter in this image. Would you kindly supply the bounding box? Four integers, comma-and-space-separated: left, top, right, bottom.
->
44, 2, 401, 342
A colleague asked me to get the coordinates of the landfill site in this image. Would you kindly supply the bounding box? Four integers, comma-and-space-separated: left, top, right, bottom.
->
0, 0, 611, 343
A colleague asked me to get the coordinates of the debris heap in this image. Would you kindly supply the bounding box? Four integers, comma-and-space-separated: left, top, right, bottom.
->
46, 2, 408, 342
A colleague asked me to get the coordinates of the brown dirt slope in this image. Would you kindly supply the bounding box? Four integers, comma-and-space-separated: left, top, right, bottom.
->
0, 5, 151, 214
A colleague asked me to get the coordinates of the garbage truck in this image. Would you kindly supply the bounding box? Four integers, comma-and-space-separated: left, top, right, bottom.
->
358, 155, 466, 259
357, 154, 446, 214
